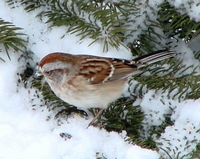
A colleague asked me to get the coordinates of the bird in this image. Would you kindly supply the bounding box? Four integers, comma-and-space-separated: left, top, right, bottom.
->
38, 49, 176, 127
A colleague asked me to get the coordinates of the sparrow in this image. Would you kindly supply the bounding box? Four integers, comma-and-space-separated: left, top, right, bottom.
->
38, 49, 176, 126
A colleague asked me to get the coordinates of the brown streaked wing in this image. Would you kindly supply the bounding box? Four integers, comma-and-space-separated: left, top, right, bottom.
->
78, 57, 138, 84
78, 59, 113, 84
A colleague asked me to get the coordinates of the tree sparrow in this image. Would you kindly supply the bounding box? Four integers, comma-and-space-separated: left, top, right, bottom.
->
38, 50, 176, 126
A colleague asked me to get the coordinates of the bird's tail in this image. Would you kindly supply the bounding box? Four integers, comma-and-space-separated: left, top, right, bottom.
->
131, 49, 176, 68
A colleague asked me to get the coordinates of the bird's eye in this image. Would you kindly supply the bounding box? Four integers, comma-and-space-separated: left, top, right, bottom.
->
44, 70, 53, 76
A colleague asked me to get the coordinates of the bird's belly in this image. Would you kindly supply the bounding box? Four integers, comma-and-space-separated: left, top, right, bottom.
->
53, 80, 127, 109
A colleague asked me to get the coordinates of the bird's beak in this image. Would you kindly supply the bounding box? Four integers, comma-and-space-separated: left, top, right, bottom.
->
34, 70, 43, 79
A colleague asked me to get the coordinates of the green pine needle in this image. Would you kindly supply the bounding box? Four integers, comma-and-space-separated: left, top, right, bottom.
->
0, 19, 26, 60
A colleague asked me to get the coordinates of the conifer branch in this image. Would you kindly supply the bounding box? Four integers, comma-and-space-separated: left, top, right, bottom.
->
0, 19, 26, 61
132, 58, 200, 101
158, 2, 200, 42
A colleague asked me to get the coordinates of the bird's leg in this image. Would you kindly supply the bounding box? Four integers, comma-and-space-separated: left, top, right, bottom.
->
87, 108, 104, 128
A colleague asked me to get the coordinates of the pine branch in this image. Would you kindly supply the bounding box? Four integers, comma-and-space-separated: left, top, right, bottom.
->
158, 1, 200, 42
7, 0, 54, 12
129, 56, 200, 101
43, 0, 132, 52
0, 19, 26, 61
8, 0, 174, 54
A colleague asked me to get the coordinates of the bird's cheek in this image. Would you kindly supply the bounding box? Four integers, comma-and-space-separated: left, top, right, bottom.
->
65, 69, 69, 76
46, 76, 54, 82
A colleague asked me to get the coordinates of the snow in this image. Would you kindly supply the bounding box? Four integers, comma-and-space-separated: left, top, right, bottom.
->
126, 145, 160, 159
1, 1, 200, 159
157, 100, 200, 158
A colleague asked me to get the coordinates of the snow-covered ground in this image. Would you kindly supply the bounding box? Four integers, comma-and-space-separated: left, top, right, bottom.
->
1, 1, 200, 159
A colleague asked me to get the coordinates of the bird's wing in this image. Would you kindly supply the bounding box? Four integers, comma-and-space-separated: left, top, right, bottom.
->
78, 49, 176, 85
78, 57, 137, 84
